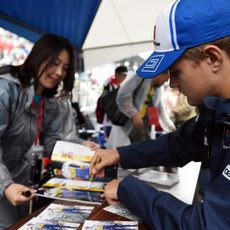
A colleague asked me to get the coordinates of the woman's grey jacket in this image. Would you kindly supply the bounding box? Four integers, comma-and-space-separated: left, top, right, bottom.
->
0, 73, 61, 197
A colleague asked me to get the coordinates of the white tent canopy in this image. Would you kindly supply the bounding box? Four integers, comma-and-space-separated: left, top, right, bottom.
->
83, 0, 174, 70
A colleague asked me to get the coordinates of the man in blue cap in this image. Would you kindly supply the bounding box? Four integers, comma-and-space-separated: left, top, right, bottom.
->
90, 0, 230, 229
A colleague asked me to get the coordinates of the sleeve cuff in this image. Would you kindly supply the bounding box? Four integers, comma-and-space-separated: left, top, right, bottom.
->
0, 180, 14, 198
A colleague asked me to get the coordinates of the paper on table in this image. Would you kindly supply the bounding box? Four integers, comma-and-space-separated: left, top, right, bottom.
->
36, 187, 103, 204
37, 177, 105, 204
18, 217, 79, 230
137, 169, 179, 187
82, 220, 138, 230
104, 204, 140, 221
42, 177, 105, 192
37, 203, 94, 223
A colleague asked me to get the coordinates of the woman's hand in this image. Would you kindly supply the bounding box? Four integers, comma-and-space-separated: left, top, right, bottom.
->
83, 141, 100, 150
4, 183, 36, 206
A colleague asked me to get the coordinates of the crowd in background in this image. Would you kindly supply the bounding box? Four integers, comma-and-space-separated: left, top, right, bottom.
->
0, 28, 32, 66
0, 27, 194, 136
0, 27, 198, 152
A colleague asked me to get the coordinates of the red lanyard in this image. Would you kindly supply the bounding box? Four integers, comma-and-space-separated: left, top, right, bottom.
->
32, 97, 45, 146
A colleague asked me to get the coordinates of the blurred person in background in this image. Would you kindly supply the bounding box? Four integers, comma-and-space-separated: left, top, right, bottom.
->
107, 72, 174, 148
96, 65, 128, 138
173, 91, 197, 127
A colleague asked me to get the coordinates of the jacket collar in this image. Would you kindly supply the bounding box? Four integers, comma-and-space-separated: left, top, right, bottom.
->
201, 96, 230, 124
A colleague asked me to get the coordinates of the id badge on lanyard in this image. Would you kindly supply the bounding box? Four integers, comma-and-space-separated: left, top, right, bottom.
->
29, 144, 44, 159
28, 97, 45, 177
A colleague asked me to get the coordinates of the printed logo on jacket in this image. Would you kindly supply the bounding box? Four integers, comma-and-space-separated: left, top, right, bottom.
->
223, 164, 230, 181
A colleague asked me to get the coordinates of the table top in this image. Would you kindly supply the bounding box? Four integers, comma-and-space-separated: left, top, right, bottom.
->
155, 161, 201, 204
6, 200, 149, 229
7, 161, 200, 229
118, 161, 201, 204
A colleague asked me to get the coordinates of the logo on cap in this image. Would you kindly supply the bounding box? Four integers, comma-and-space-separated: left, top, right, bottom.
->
142, 55, 164, 73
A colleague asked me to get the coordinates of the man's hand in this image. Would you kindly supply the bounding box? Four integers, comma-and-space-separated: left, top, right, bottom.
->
102, 179, 121, 205
4, 183, 36, 206
83, 141, 100, 150
89, 149, 120, 178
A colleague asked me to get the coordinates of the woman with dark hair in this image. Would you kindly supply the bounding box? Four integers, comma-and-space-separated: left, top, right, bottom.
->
0, 34, 76, 228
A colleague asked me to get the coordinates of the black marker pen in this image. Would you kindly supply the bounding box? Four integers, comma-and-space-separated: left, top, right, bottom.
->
21, 191, 32, 197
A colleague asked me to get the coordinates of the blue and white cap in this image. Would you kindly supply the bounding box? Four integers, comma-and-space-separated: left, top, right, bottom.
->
137, 0, 230, 79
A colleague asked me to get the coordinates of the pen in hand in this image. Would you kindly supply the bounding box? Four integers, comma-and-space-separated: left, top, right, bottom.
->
87, 157, 100, 190
21, 190, 32, 197
87, 173, 95, 190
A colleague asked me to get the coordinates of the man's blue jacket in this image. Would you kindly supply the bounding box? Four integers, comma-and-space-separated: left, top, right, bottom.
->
117, 96, 230, 229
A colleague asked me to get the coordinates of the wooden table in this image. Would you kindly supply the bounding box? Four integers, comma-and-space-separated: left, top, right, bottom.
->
7, 162, 200, 229
84, 201, 148, 230
6, 200, 149, 229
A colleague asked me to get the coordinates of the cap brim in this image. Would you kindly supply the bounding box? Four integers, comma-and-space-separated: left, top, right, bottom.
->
136, 49, 186, 79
